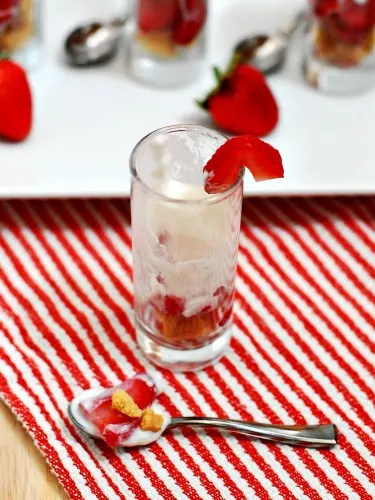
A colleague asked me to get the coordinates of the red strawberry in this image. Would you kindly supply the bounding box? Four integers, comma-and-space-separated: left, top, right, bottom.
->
164, 295, 185, 315
339, 0, 375, 29
138, 0, 178, 32
203, 135, 283, 194
0, 60, 32, 142
198, 65, 279, 137
313, 0, 338, 17
172, 0, 207, 45
0, 0, 17, 25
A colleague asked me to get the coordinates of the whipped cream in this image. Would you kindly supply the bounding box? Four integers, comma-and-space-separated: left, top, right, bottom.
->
104, 404, 170, 447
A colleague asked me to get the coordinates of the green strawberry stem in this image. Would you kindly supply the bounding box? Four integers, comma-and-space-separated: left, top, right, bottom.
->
196, 50, 244, 110
0, 51, 10, 60
226, 50, 246, 76
197, 37, 265, 110
196, 66, 227, 109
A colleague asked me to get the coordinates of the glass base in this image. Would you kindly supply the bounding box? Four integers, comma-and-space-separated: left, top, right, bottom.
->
125, 22, 205, 88
136, 318, 232, 372
128, 54, 204, 88
303, 49, 375, 95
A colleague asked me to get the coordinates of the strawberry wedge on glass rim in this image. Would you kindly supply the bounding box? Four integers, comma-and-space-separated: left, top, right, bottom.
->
203, 135, 284, 194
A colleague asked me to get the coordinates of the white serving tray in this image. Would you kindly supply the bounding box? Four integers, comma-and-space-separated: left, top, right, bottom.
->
1, 0, 375, 198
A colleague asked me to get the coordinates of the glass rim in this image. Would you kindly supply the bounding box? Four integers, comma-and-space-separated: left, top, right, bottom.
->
129, 124, 244, 205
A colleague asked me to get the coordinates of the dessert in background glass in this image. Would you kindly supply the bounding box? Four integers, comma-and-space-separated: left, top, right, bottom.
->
0, 0, 42, 70
303, 0, 375, 94
130, 125, 243, 372
127, 0, 207, 87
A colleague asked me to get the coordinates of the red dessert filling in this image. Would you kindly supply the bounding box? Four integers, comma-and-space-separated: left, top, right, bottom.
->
79, 373, 160, 447
311, 0, 375, 67
143, 287, 234, 343
136, 0, 207, 58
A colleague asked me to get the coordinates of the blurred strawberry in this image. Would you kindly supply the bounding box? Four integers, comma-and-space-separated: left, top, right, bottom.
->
0, 0, 17, 25
0, 60, 32, 142
340, 0, 375, 29
313, 0, 338, 17
172, 0, 207, 45
198, 64, 279, 137
138, 0, 178, 32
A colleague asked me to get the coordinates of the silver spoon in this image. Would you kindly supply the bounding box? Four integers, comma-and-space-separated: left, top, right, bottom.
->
68, 389, 337, 448
64, 16, 129, 66
231, 10, 306, 75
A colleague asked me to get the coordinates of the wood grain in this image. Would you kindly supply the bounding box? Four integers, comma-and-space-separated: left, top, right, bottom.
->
0, 401, 68, 500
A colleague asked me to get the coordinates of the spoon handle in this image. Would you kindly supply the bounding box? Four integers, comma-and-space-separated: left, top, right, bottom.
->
168, 417, 337, 448
277, 10, 306, 38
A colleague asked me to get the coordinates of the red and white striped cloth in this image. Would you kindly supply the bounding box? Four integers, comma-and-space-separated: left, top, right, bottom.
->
0, 197, 374, 500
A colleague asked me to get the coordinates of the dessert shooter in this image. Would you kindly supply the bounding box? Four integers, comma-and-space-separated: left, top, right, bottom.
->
303, 0, 375, 94
130, 125, 283, 372
127, 0, 207, 87
0, 0, 42, 69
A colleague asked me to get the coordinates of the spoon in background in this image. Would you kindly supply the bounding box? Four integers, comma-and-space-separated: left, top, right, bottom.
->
68, 388, 337, 448
231, 9, 306, 75
64, 15, 129, 66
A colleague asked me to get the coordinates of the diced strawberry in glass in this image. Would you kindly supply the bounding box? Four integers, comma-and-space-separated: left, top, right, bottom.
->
340, 0, 375, 30
158, 231, 170, 245
0, 0, 18, 24
313, 0, 338, 17
164, 295, 185, 315
172, 0, 207, 45
219, 305, 233, 327
138, 0, 179, 32
213, 286, 226, 298
156, 273, 165, 284
79, 373, 157, 446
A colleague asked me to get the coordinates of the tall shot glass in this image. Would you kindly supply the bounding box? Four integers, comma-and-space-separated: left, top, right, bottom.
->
130, 125, 243, 372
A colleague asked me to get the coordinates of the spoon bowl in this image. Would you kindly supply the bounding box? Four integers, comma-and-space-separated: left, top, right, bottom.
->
68, 388, 337, 448
232, 10, 306, 75
64, 17, 128, 66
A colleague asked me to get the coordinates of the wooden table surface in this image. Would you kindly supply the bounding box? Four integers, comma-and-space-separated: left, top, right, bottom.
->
0, 401, 67, 500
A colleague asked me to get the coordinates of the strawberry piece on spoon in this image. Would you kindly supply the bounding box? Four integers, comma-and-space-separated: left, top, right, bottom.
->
203, 135, 283, 194
79, 373, 157, 447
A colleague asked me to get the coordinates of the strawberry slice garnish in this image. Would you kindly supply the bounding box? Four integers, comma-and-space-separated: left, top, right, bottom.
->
79, 373, 157, 447
138, 0, 179, 33
172, 0, 207, 45
203, 135, 283, 194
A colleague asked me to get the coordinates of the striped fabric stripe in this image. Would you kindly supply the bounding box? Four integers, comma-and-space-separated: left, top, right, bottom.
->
0, 196, 374, 500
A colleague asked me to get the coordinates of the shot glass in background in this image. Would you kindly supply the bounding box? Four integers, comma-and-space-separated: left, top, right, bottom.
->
0, 0, 42, 70
303, 0, 375, 94
130, 125, 243, 372
127, 0, 208, 87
